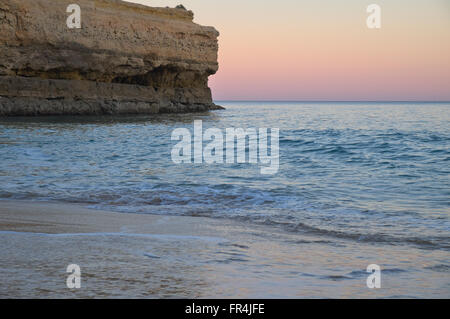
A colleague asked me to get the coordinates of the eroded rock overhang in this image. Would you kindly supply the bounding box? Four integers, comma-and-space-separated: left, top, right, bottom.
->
0, 0, 221, 115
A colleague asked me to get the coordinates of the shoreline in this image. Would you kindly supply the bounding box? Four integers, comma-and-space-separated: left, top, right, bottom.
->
0, 200, 237, 298
0, 200, 225, 236
1, 200, 448, 298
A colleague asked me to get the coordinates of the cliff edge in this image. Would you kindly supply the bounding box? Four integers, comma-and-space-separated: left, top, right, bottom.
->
0, 0, 221, 115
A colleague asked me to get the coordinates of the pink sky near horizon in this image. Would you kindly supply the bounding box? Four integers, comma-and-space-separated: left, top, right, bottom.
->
133, 0, 450, 101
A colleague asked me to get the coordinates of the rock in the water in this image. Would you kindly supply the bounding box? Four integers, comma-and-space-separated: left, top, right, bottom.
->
0, 0, 222, 116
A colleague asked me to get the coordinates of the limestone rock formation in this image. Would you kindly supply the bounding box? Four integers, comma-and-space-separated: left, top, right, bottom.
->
0, 0, 221, 115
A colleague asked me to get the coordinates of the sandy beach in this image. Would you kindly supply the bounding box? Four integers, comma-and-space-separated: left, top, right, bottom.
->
0, 200, 223, 235
1, 200, 448, 298
0, 200, 239, 298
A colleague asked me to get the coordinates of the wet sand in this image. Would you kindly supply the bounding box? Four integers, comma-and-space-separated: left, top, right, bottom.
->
0, 200, 234, 298
1, 200, 448, 298
0, 200, 223, 236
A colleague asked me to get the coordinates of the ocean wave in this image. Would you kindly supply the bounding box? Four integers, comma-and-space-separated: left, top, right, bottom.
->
1, 102, 450, 256
1, 184, 449, 251
258, 218, 450, 250
424, 264, 450, 272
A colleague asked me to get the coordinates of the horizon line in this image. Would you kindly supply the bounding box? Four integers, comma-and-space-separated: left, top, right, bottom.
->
214, 100, 450, 103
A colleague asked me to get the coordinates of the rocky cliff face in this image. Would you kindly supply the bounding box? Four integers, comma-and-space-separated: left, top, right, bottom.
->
0, 0, 221, 115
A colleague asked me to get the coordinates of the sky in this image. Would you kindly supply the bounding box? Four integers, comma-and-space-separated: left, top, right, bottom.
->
130, 0, 450, 101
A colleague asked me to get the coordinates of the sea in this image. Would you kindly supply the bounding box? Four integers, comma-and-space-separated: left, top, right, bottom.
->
0, 101, 449, 298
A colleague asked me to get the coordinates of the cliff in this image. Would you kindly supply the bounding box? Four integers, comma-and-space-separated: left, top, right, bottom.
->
0, 0, 221, 115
